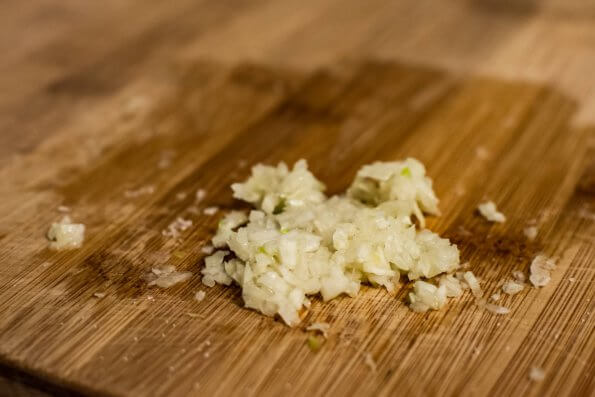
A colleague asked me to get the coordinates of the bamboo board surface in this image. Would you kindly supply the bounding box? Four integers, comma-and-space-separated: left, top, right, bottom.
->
0, 1, 594, 396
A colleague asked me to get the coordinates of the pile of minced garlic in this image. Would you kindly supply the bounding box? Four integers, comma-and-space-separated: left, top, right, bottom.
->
201, 158, 470, 325
200, 158, 556, 325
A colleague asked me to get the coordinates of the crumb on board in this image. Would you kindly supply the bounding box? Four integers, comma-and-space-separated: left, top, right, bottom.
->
124, 185, 155, 198
147, 266, 192, 288
93, 292, 106, 299
529, 254, 556, 287
491, 292, 501, 302
502, 280, 525, 295
523, 226, 538, 240
203, 206, 219, 216
195, 189, 206, 202
529, 366, 545, 382
195, 290, 206, 302
162, 217, 193, 238
306, 322, 330, 338
463, 271, 483, 299
512, 270, 526, 283
57, 205, 71, 213
364, 352, 377, 372
485, 303, 510, 315
176, 192, 187, 201
47, 216, 85, 250
307, 335, 324, 352
478, 201, 506, 223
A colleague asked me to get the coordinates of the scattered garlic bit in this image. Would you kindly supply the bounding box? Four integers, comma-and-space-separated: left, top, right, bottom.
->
162, 217, 193, 239
485, 303, 510, 315
455, 271, 470, 289
203, 206, 219, 216
512, 270, 526, 283
491, 292, 501, 302
409, 281, 447, 312
463, 271, 483, 298
439, 274, 463, 297
364, 352, 377, 372
306, 322, 330, 339
152, 265, 176, 275
176, 192, 187, 201
523, 226, 538, 240
148, 266, 192, 288
502, 280, 525, 295
307, 335, 324, 352
203, 159, 460, 326
529, 254, 556, 287
529, 366, 545, 382
57, 205, 71, 213
200, 245, 215, 255
47, 216, 85, 250
477, 201, 506, 223
195, 290, 206, 302
195, 189, 206, 202
124, 185, 155, 198
93, 292, 106, 299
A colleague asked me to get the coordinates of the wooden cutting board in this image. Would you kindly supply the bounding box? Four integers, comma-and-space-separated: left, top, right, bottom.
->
1, 2, 594, 397
1, 58, 593, 397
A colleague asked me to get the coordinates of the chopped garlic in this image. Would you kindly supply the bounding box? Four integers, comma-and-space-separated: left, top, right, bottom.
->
93, 292, 106, 299
47, 216, 85, 250
478, 201, 506, 223
203, 206, 219, 216
512, 270, 526, 283
195, 290, 206, 302
439, 274, 463, 297
364, 352, 377, 372
307, 335, 324, 352
485, 303, 510, 315
124, 185, 155, 198
529, 366, 545, 382
203, 159, 460, 326
502, 280, 524, 295
195, 189, 206, 202
463, 271, 483, 298
523, 226, 538, 240
409, 281, 447, 312
348, 158, 439, 228
148, 266, 192, 288
162, 217, 193, 239
529, 255, 556, 287
307, 322, 330, 338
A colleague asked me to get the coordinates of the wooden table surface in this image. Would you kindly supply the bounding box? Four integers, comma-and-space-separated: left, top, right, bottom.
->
1, 1, 594, 396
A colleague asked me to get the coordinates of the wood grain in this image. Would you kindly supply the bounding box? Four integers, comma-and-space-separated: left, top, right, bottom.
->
0, 1, 594, 396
